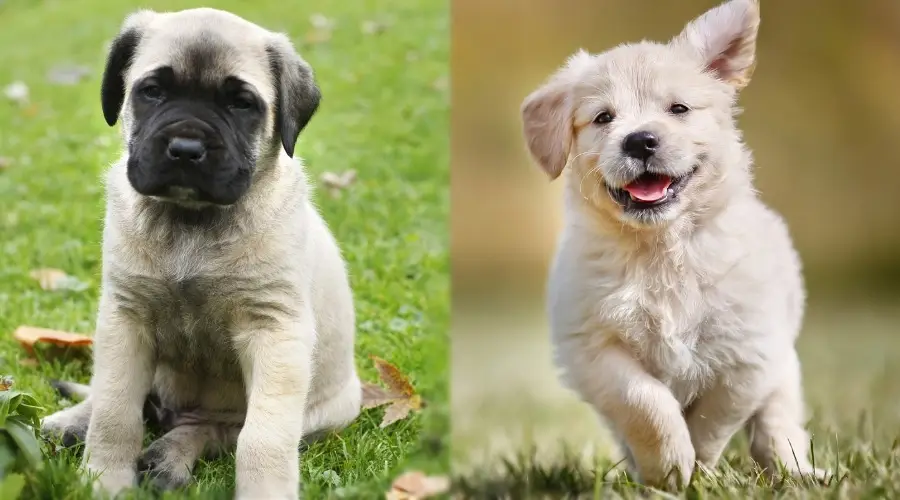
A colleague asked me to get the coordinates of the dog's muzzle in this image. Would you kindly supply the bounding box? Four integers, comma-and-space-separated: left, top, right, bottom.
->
128, 118, 247, 206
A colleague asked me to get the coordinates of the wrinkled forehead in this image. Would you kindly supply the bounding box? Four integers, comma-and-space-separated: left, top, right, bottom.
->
128, 28, 275, 102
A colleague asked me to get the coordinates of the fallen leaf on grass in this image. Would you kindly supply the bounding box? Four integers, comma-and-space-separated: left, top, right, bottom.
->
320, 170, 356, 198
304, 28, 333, 44
432, 76, 449, 92
13, 326, 93, 356
304, 13, 335, 45
29, 268, 88, 292
361, 355, 423, 428
21, 103, 39, 118
386, 471, 450, 500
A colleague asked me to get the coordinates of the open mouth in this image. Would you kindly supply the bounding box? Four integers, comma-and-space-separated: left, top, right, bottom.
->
607, 169, 696, 211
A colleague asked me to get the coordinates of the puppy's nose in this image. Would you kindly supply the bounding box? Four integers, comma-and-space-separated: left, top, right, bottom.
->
166, 137, 207, 163
622, 131, 659, 160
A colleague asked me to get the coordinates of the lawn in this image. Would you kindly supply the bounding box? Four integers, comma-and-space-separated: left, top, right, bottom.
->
0, 0, 448, 498
452, 299, 900, 499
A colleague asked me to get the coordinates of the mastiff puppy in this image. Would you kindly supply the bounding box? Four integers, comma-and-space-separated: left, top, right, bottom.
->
41, 8, 361, 499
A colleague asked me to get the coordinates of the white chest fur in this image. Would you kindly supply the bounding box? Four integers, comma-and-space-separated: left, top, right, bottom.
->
548, 216, 771, 409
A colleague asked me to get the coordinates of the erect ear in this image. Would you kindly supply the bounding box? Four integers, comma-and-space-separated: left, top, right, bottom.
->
672, 0, 760, 89
266, 36, 322, 158
520, 51, 587, 180
100, 11, 153, 126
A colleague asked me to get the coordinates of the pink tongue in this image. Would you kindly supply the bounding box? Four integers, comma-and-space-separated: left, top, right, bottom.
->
623, 175, 672, 202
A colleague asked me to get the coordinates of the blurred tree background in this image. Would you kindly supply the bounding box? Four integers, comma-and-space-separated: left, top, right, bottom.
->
451, 0, 900, 471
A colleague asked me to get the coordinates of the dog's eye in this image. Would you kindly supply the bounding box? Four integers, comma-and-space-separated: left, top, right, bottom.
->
669, 103, 690, 115
229, 92, 256, 110
140, 84, 164, 100
593, 111, 614, 125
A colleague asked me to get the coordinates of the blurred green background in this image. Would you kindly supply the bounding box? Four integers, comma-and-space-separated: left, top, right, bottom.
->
451, 0, 900, 474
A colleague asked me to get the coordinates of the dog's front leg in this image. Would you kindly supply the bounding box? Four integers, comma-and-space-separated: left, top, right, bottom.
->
572, 344, 695, 488
234, 318, 313, 500
83, 303, 155, 495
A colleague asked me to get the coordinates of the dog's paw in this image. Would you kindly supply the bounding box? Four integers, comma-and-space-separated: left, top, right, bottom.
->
41, 413, 87, 448
793, 466, 831, 484
637, 441, 696, 490
694, 461, 720, 481
86, 463, 136, 497
137, 438, 193, 490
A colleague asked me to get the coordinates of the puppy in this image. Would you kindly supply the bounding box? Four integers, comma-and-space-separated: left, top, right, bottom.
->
521, 0, 826, 488
40, 8, 361, 499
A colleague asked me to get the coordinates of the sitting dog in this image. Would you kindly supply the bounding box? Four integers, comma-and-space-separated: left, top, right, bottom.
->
41, 8, 361, 499
521, 0, 826, 488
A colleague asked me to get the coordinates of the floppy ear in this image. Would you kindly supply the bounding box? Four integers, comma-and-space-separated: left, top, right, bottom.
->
100, 27, 142, 126
266, 37, 322, 158
520, 52, 588, 180
673, 0, 760, 89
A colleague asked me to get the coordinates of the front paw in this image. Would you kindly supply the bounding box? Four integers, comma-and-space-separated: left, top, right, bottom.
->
137, 438, 193, 491
636, 440, 696, 490
790, 466, 831, 484
86, 463, 136, 497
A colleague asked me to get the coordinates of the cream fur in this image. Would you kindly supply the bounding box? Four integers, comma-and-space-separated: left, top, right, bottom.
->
40, 9, 360, 499
522, 0, 827, 488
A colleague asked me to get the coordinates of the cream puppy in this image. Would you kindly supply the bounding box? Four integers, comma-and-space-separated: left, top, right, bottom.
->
40, 8, 361, 499
521, 0, 825, 488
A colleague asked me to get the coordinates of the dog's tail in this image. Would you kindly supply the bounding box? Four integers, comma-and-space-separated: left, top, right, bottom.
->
49, 379, 91, 401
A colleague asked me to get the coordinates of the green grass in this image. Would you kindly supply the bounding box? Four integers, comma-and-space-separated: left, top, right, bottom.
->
453, 434, 900, 499
0, 0, 448, 498
451, 301, 900, 499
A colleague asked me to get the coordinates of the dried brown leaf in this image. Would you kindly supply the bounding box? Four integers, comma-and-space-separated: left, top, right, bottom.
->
362, 381, 399, 409
309, 13, 335, 30
386, 471, 451, 499
321, 170, 356, 188
13, 326, 93, 355
364, 356, 424, 428
380, 398, 419, 428
304, 28, 333, 44
432, 76, 448, 92
29, 268, 67, 290
21, 103, 39, 118
321, 170, 357, 198
370, 355, 416, 398
29, 268, 88, 291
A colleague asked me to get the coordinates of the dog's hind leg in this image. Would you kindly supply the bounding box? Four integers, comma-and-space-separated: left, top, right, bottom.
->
138, 422, 240, 491
41, 398, 93, 447
302, 374, 361, 442
745, 349, 829, 482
